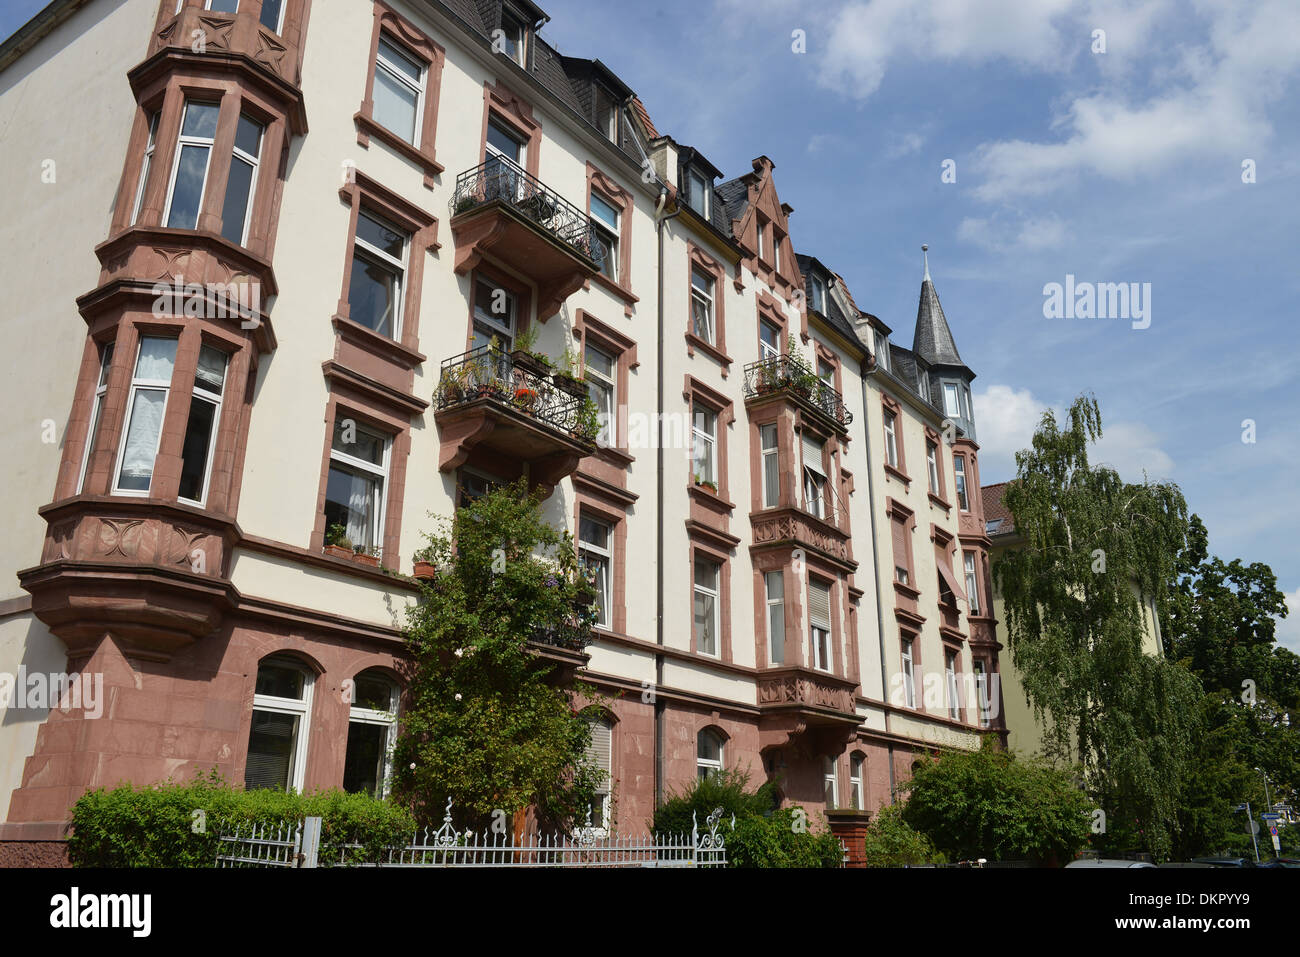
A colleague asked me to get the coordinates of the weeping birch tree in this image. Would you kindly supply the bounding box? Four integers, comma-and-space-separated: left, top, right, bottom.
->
995, 395, 1202, 857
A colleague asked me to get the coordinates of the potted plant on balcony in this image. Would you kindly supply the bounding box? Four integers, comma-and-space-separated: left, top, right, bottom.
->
694, 474, 719, 494
352, 543, 380, 568
574, 395, 601, 444
452, 193, 479, 216
513, 386, 539, 412
437, 363, 470, 406
412, 546, 437, 581
510, 326, 553, 378
551, 345, 587, 398
324, 523, 354, 560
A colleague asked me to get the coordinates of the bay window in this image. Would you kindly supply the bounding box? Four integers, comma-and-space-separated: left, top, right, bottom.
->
113, 336, 177, 494
130, 112, 159, 225
809, 579, 832, 672
323, 416, 389, 553
964, 551, 980, 615
246, 655, 314, 792
163, 100, 219, 230
765, 570, 784, 665
760, 423, 779, 507
954, 454, 969, 510
973, 660, 991, 727
177, 345, 228, 505
75, 341, 114, 494
347, 210, 408, 339
259, 0, 285, 32
343, 670, 398, 798
693, 557, 720, 657
802, 432, 826, 519
219, 113, 264, 246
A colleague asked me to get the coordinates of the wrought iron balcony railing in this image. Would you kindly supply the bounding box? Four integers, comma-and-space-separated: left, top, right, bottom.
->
435, 345, 595, 441
449, 158, 605, 271
742, 355, 853, 429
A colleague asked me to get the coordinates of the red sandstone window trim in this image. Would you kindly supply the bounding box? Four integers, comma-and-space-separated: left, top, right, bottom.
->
573, 493, 627, 635
478, 80, 542, 179
354, 1, 447, 188
585, 163, 635, 311
685, 242, 731, 373
573, 309, 637, 462
683, 375, 734, 503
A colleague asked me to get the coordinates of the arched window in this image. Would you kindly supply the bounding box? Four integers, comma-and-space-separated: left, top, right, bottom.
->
697, 728, 725, 780
849, 754, 865, 810
344, 669, 399, 798
246, 655, 314, 792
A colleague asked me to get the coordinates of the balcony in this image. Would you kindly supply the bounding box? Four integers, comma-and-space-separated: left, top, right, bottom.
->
750, 506, 856, 573
434, 346, 597, 496
743, 355, 853, 434
757, 667, 863, 752
448, 160, 605, 321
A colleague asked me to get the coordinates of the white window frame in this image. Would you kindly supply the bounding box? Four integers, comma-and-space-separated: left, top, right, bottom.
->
759, 318, 780, 361
500, 8, 528, 66
485, 116, 526, 169
259, 0, 286, 33
204, 0, 239, 13
472, 278, 515, 350
943, 381, 962, 419
589, 191, 619, 280
696, 729, 724, 780
352, 209, 408, 341
249, 657, 314, 794
346, 674, 398, 798
964, 550, 980, 615
327, 417, 391, 553
772, 231, 781, 272
112, 336, 177, 496
374, 34, 427, 147
874, 331, 890, 372
810, 275, 826, 314
760, 423, 779, 508
131, 112, 159, 225
945, 650, 960, 720
177, 345, 228, 507
584, 715, 613, 834
163, 100, 219, 230
765, 570, 784, 665
809, 579, 832, 673
954, 455, 969, 511
578, 513, 613, 630
691, 403, 717, 485
223, 113, 264, 247
803, 461, 826, 520
883, 410, 899, 468
688, 168, 709, 218
693, 557, 720, 658
690, 267, 715, 344
973, 660, 990, 727
76, 341, 115, 494
584, 342, 617, 448
849, 755, 864, 810
927, 441, 940, 495
756, 220, 765, 260
901, 637, 916, 709
822, 756, 838, 809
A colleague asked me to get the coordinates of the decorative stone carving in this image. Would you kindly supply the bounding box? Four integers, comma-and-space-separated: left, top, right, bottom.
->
98, 518, 144, 559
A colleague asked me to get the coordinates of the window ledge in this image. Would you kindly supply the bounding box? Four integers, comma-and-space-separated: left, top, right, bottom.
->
883, 463, 911, 486
927, 491, 952, 511
688, 482, 735, 511
892, 579, 921, 600
332, 314, 426, 368
684, 331, 733, 371
587, 271, 638, 310
594, 445, 635, 468
354, 111, 443, 186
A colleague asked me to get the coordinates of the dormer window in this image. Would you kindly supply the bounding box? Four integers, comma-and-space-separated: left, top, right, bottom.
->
688, 168, 710, 218
874, 330, 891, 373
594, 83, 619, 142
809, 275, 826, 314
500, 10, 528, 66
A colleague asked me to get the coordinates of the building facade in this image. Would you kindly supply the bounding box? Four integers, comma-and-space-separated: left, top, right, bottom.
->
0, 0, 1003, 863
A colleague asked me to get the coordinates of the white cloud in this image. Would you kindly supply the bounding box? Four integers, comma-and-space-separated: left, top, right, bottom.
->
972, 384, 1174, 484
957, 213, 1067, 251
1277, 588, 1300, 656
885, 130, 926, 158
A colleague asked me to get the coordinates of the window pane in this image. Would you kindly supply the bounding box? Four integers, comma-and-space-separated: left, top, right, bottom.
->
487, 121, 522, 162
181, 101, 220, 139
220, 156, 255, 244
207, 0, 239, 13
116, 388, 167, 490
343, 721, 388, 798
258, 0, 284, 31
357, 212, 405, 259
331, 418, 385, 465
234, 113, 263, 158
585, 344, 613, 378
135, 337, 177, 380
373, 67, 418, 142
354, 674, 395, 710
256, 660, 306, 699
196, 345, 228, 395
325, 465, 380, 548
347, 252, 399, 336
579, 516, 609, 551
166, 143, 210, 229
691, 268, 712, 295
245, 710, 297, 791
378, 37, 422, 82
590, 194, 618, 229
177, 396, 217, 501
697, 731, 721, 762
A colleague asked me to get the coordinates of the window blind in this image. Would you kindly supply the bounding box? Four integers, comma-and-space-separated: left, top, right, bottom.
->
809, 581, 831, 630
801, 432, 825, 475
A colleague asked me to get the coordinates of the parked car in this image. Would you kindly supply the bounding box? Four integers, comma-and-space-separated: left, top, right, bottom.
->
1065, 858, 1156, 868
1189, 857, 1254, 867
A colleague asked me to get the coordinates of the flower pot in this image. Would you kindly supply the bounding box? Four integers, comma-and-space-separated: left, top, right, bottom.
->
325, 544, 353, 560
552, 373, 587, 398
513, 387, 538, 410
511, 350, 551, 377
412, 560, 437, 580
353, 552, 379, 568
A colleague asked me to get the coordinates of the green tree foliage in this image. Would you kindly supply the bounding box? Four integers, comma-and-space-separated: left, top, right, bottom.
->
390, 481, 604, 828
994, 394, 1202, 857
861, 803, 946, 867
1163, 514, 1300, 857
651, 767, 776, 836
901, 741, 1092, 865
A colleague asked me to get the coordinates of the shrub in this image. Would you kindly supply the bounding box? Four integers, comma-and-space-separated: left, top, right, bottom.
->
67, 770, 415, 868
861, 803, 946, 867
650, 768, 775, 837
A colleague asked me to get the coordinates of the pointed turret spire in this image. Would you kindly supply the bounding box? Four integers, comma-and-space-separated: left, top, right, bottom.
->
912, 245, 965, 368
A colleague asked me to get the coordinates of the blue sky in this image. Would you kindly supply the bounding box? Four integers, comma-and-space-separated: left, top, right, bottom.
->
4, 1, 1297, 647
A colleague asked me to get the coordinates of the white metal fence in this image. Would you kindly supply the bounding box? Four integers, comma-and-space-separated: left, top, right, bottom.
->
217, 801, 729, 869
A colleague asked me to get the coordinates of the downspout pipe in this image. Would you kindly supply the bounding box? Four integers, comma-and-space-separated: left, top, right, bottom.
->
654, 186, 681, 810
860, 356, 893, 797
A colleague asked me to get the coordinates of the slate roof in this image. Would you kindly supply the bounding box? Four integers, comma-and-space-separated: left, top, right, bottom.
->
715, 176, 753, 230
913, 276, 966, 369
793, 254, 863, 351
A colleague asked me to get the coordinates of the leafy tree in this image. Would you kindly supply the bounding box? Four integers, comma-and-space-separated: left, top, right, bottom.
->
861, 803, 946, 867
900, 739, 1092, 865
994, 394, 1202, 857
390, 481, 604, 829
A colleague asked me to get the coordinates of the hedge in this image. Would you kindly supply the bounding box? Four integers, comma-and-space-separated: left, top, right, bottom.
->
67, 771, 416, 868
